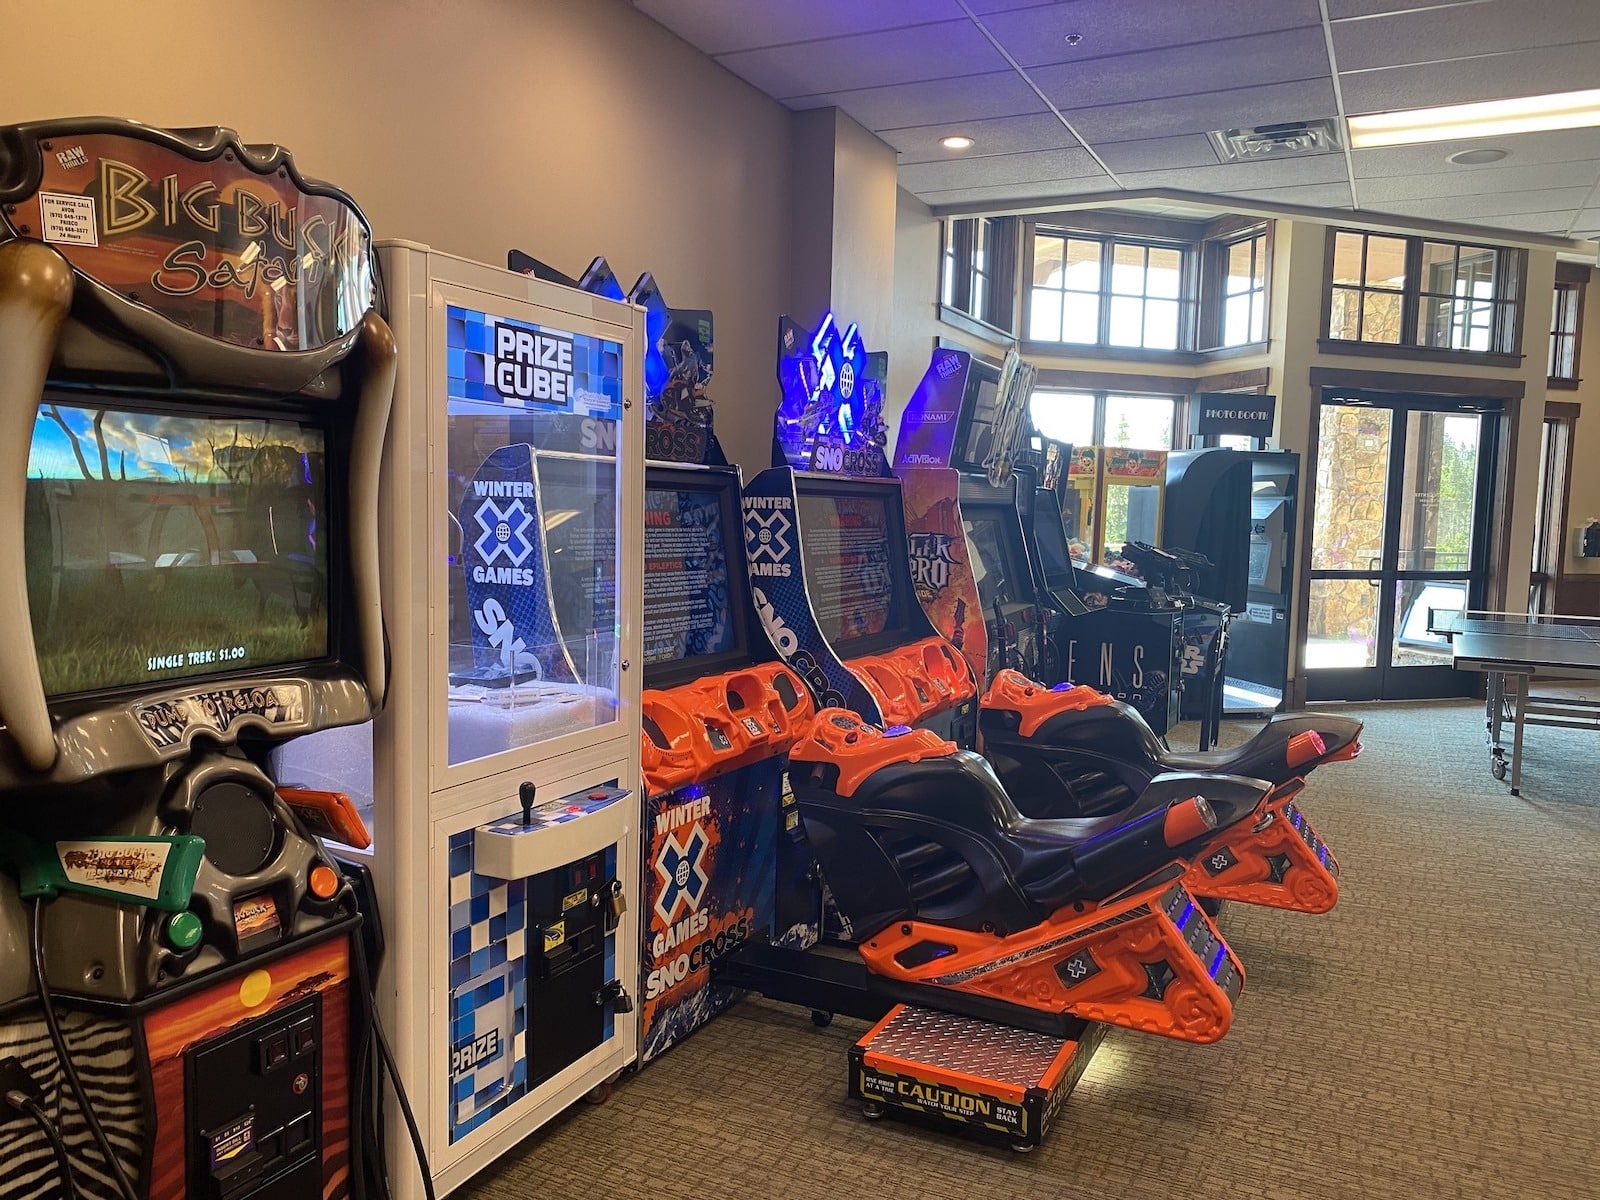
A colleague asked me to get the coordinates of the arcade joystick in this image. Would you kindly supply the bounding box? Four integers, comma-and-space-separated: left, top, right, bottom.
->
475, 780, 631, 882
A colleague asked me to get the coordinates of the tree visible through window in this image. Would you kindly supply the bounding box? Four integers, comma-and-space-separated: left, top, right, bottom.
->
1327, 229, 1519, 355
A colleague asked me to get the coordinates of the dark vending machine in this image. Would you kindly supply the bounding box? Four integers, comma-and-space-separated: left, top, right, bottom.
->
1164, 449, 1299, 714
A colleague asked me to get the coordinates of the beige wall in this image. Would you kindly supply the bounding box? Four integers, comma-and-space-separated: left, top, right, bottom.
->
887, 188, 1010, 456
5, 0, 794, 472
789, 109, 900, 361
827, 112, 900, 353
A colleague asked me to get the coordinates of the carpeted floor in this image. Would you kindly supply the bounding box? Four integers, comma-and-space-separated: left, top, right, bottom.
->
461, 690, 1600, 1200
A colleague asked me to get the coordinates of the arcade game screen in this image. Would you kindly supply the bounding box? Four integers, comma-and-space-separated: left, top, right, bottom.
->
963, 511, 1030, 611
796, 490, 901, 649
1031, 500, 1077, 584
961, 375, 1000, 468
642, 484, 739, 669
25, 403, 329, 697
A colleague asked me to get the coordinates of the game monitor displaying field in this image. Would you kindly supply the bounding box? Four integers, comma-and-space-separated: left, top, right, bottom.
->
25, 402, 330, 697
795, 483, 911, 655
642, 467, 750, 686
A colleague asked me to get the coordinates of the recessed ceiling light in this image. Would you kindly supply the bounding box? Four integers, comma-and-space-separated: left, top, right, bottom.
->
1348, 88, 1600, 148
1064, 32, 1083, 46
941, 135, 975, 151
1446, 148, 1508, 165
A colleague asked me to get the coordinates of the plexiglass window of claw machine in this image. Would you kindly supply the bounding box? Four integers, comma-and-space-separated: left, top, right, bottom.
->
438, 295, 625, 780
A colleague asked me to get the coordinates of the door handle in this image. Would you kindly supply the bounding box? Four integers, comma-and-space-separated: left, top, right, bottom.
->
1368, 557, 1381, 586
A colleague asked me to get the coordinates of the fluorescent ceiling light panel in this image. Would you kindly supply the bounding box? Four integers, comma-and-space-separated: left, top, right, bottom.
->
1348, 88, 1600, 148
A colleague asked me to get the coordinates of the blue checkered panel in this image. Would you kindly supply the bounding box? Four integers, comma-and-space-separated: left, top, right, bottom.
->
447, 829, 529, 1142
445, 821, 623, 1142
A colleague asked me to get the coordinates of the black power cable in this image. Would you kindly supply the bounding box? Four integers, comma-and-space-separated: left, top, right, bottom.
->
31, 898, 140, 1200
4, 1087, 79, 1200
350, 934, 435, 1200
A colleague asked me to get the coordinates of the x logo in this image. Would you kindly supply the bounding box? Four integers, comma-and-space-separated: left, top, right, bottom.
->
474, 498, 535, 566
745, 509, 792, 563
653, 825, 710, 924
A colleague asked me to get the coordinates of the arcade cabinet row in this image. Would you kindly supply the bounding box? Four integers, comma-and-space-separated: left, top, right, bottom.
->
0, 117, 1346, 1200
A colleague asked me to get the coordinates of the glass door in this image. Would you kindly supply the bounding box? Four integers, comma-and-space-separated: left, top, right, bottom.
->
1529, 408, 1575, 615
1306, 392, 1499, 700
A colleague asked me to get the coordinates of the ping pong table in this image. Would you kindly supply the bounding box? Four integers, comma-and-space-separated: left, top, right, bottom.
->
1445, 614, 1600, 794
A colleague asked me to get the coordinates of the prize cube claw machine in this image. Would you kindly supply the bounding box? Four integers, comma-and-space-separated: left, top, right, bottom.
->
371, 243, 645, 1198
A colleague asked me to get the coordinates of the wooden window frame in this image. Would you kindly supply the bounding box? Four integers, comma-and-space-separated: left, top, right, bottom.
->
1319, 227, 1526, 368
1198, 224, 1271, 351
1025, 225, 1197, 353
940, 216, 1019, 335
1548, 265, 1586, 390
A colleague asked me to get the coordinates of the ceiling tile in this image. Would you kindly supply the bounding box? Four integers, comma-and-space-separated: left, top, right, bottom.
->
801, 72, 1048, 131
1479, 210, 1584, 233
1029, 27, 1331, 110
1380, 186, 1594, 219
962, 0, 1060, 12
1326, 0, 1498, 17
1068, 79, 1338, 142
975, 0, 1322, 67
1341, 42, 1600, 114
1359, 158, 1600, 200
632, 0, 961, 56
1332, 0, 1600, 72
1120, 154, 1351, 192
887, 113, 1080, 163
716, 20, 1006, 100
1351, 128, 1600, 176
1230, 182, 1358, 207
898, 147, 1108, 192
913, 178, 1124, 206
1093, 134, 1224, 173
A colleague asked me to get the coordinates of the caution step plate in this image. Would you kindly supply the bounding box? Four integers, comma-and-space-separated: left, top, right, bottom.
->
848, 1004, 1103, 1150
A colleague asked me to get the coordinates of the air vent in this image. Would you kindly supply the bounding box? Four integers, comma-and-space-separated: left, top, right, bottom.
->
1209, 120, 1344, 163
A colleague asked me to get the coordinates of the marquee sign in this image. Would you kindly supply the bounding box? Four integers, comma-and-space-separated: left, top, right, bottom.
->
0, 120, 376, 352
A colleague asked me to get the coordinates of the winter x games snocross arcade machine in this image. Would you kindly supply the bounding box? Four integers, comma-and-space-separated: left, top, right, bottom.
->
717, 315, 1251, 1152
742, 314, 976, 746
598, 262, 823, 1062
0, 119, 391, 1200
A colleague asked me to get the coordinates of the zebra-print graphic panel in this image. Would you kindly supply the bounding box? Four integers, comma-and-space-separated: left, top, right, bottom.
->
0, 1008, 144, 1200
